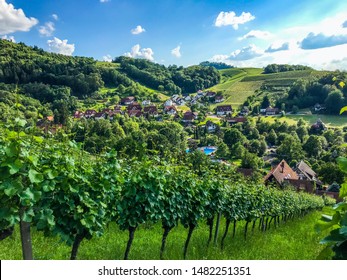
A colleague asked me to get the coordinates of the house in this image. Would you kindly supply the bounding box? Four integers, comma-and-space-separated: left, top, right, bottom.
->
311, 119, 327, 132
120, 96, 135, 105
74, 111, 84, 119
206, 120, 218, 133
286, 179, 315, 193
226, 117, 247, 125
239, 106, 250, 116
317, 182, 341, 202
265, 107, 280, 115
127, 110, 143, 118
84, 110, 97, 118
164, 99, 173, 106
260, 108, 267, 114
127, 103, 142, 111
294, 160, 323, 188
143, 105, 158, 117
182, 111, 197, 123
184, 95, 192, 101
215, 95, 225, 103
36, 116, 62, 133
94, 112, 106, 120
264, 159, 299, 186
142, 100, 151, 106
164, 106, 177, 115
114, 105, 123, 115
206, 91, 216, 98
314, 103, 326, 112
216, 105, 233, 116
102, 108, 113, 115
176, 98, 185, 106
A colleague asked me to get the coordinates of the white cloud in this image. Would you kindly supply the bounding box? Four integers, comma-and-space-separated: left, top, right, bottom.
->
100, 0, 110, 3
171, 45, 181, 58
124, 44, 154, 61
52, 14, 59, 21
210, 54, 230, 63
265, 41, 290, 53
47, 37, 75, 56
300, 32, 347, 49
38, 22, 55, 37
229, 44, 263, 60
215, 11, 255, 29
0, 0, 38, 35
240, 30, 272, 40
103, 54, 112, 62
1, 35, 15, 42
131, 25, 146, 35
329, 57, 347, 70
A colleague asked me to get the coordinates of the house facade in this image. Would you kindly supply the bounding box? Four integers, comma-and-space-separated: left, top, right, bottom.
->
216, 105, 232, 116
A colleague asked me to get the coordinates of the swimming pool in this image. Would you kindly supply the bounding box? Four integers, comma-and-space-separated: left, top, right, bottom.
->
186, 146, 217, 155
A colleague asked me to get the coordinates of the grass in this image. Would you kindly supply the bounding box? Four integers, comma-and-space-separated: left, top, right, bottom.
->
284, 114, 347, 127
0, 211, 329, 260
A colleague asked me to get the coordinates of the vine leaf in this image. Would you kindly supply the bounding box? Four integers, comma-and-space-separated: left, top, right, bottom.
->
340, 106, 347, 115
28, 169, 44, 184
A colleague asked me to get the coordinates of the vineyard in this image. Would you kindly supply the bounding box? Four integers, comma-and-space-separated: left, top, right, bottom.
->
0, 120, 336, 260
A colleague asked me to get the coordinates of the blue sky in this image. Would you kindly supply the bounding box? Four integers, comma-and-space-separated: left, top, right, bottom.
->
1, 0, 347, 70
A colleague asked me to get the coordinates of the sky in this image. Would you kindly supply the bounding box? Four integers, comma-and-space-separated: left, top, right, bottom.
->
1, 0, 347, 70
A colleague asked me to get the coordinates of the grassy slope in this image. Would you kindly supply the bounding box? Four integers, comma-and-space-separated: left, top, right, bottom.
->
209, 69, 324, 106
0, 211, 328, 260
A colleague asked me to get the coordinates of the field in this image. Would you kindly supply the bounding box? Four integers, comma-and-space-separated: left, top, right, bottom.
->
0, 211, 328, 260
260, 114, 347, 127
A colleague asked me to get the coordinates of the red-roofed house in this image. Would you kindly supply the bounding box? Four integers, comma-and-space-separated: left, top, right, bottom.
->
226, 117, 247, 125
74, 111, 84, 119
143, 105, 158, 117
85, 110, 97, 118
120, 96, 135, 105
164, 106, 177, 115
264, 160, 299, 186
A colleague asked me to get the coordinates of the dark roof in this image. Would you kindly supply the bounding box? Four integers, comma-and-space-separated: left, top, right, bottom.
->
216, 105, 232, 112
237, 168, 253, 177
266, 107, 279, 112
143, 105, 157, 113
127, 104, 142, 111
227, 117, 247, 123
296, 160, 316, 179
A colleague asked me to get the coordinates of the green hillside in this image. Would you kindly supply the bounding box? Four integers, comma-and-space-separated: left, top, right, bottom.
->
208, 67, 327, 109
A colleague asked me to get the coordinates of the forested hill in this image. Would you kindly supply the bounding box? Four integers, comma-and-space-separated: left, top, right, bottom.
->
0, 40, 220, 98
0, 39, 103, 98
114, 56, 220, 94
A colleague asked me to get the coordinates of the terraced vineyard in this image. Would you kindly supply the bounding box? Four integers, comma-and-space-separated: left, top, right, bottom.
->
208, 68, 326, 109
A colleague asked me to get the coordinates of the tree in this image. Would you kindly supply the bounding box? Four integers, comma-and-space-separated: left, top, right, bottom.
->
325, 90, 345, 114
224, 128, 246, 149
318, 162, 345, 185
260, 96, 270, 109
266, 129, 277, 146
303, 135, 323, 158
241, 151, 263, 169
277, 134, 304, 163
215, 142, 229, 159
296, 126, 308, 143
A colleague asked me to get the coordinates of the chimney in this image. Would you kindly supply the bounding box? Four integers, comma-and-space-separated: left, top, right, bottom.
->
280, 161, 285, 173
